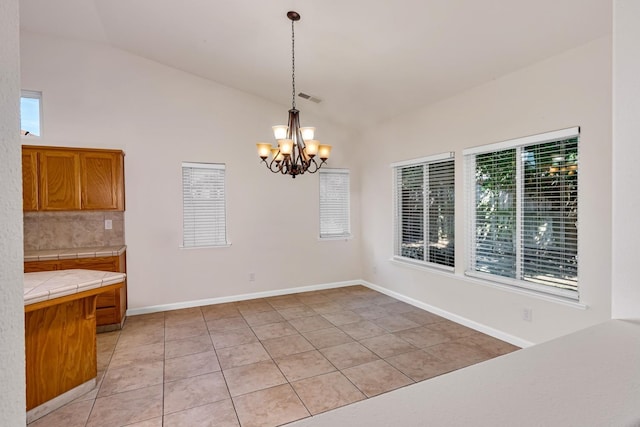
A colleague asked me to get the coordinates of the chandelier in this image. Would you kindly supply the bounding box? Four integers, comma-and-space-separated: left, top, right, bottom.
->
256, 11, 331, 178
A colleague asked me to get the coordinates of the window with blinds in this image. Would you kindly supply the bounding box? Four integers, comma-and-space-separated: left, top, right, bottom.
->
182, 162, 228, 248
392, 153, 455, 270
464, 127, 579, 299
319, 169, 351, 239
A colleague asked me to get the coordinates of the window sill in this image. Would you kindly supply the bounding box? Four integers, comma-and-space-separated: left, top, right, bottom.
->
179, 242, 232, 250
386, 258, 587, 310
389, 257, 454, 273
462, 272, 587, 310
318, 235, 352, 242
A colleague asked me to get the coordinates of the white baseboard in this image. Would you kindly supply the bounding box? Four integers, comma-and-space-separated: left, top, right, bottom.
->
360, 280, 534, 348
126, 279, 361, 316
126, 278, 533, 348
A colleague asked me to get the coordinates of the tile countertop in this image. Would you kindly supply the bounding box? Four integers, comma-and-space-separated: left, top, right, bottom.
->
24, 245, 127, 262
24, 269, 126, 306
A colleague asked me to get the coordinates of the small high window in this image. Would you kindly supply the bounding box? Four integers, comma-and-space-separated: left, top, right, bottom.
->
21, 90, 42, 137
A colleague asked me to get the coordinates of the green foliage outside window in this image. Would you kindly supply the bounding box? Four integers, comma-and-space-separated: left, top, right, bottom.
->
473, 138, 578, 291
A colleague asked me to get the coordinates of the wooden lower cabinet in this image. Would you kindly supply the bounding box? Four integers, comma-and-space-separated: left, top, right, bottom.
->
25, 294, 98, 411
24, 252, 127, 329
25, 282, 123, 416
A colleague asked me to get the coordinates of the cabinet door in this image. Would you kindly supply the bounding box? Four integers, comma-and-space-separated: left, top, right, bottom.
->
80, 151, 124, 210
39, 150, 81, 210
22, 149, 39, 211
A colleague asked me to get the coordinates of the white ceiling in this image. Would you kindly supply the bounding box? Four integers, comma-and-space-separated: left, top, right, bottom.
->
20, 0, 612, 130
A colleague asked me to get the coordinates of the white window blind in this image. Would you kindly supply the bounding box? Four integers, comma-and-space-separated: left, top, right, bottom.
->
182, 162, 227, 248
392, 153, 455, 270
464, 127, 579, 299
319, 169, 351, 238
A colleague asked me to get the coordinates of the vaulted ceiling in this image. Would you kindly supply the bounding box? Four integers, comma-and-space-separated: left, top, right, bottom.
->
20, 0, 612, 130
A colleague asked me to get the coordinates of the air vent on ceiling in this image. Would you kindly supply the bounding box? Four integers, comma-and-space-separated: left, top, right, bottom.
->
298, 92, 322, 104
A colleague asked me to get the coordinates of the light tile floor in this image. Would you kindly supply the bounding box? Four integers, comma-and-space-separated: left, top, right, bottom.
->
28, 285, 519, 427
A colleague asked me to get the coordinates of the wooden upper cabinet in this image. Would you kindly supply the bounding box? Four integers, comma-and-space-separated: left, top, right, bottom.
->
22, 145, 125, 211
80, 151, 124, 210
39, 150, 82, 211
22, 149, 39, 211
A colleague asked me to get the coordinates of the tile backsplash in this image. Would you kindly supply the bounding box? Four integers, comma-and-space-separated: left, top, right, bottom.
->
24, 211, 125, 251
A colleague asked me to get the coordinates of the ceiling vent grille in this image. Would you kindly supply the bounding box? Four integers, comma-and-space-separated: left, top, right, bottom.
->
298, 92, 322, 104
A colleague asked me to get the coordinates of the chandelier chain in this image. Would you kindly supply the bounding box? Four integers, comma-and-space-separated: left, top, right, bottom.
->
291, 18, 296, 109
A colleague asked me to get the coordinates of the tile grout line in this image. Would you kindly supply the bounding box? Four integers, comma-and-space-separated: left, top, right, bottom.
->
208, 309, 246, 427
83, 327, 120, 427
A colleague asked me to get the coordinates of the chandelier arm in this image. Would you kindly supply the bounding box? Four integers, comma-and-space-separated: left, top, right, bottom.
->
286, 109, 296, 140
266, 161, 277, 173
299, 147, 308, 168
280, 158, 291, 175
266, 157, 283, 174
295, 120, 306, 152
306, 158, 320, 174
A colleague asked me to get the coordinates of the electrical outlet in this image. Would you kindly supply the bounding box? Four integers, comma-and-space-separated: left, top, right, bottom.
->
104, 219, 113, 230
248, 272, 255, 282
522, 308, 533, 322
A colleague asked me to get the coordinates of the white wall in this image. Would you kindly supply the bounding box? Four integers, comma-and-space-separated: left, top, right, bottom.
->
20, 32, 362, 310
359, 36, 612, 344
612, 0, 640, 319
0, 0, 26, 423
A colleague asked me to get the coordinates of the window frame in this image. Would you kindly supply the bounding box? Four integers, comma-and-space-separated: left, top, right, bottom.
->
391, 152, 455, 272
319, 168, 351, 240
181, 162, 230, 249
463, 127, 580, 300
20, 90, 43, 138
